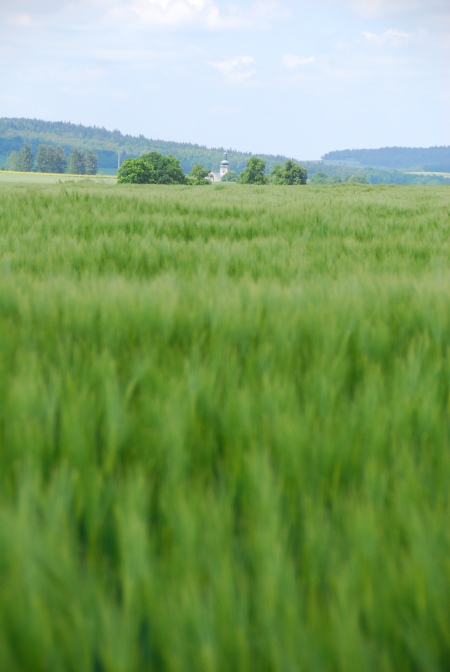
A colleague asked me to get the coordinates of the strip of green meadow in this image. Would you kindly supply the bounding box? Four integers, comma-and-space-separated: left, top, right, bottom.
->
0, 170, 115, 184
0, 181, 449, 671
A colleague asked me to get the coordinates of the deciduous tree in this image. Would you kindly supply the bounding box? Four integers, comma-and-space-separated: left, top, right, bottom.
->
54, 146, 66, 174
221, 170, 239, 182
5, 151, 19, 171
84, 150, 98, 175
188, 163, 211, 185
141, 152, 186, 184
239, 157, 268, 184
117, 152, 186, 185
117, 158, 155, 184
67, 148, 86, 175
330, 174, 342, 184
310, 171, 329, 184
16, 144, 34, 172
35, 145, 59, 173
346, 174, 369, 184
270, 160, 307, 185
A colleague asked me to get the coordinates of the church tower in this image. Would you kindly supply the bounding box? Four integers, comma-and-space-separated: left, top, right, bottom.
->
219, 152, 230, 177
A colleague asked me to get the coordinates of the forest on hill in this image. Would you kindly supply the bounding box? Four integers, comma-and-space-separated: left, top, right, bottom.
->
322, 146, 450, 172
1, 118, 449, 185
0, 117, 302, 175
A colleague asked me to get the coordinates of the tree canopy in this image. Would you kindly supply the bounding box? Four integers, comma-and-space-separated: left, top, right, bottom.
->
310, 171, 329, 184
117, 152, 186, 185
239, 157, 268, 185
35, 145, 66, 173
221, 170, 239, 183
8, 144, 34, 172
84, 150, 99, 175
188, 163, 211, 185
5, 143, 98, 175
117, 158, 155, 184
270, 160, 307, 185
142, 152, 186, 184
67, 148, 87, 175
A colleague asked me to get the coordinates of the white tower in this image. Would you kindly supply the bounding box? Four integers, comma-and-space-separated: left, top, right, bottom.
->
219, 151, 230, 178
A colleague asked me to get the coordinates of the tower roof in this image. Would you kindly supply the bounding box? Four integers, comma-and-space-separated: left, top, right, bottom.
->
220, 151, 229, 166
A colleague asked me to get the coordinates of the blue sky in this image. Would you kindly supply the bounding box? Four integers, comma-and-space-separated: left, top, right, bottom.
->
1, 0, 449, 159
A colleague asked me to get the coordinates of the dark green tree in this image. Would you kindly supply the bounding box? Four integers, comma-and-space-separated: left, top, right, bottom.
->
310, 171, 329, 184
220, 170, 239, 182
5, 151, 19, 171
269, 163, 283, 183
346, 174, 370, 184
239, 157, 268, 184
67, 148, 86, 175
54, 146, 66, 174
141, 152, 186, 184
16, 144, 34, 172
84, 150, 98, 175
35, 145, 57, 173
117, 158, 155, 184
188, 163, 211, 185
270, 160, 307, 185
117, 152, 186, 185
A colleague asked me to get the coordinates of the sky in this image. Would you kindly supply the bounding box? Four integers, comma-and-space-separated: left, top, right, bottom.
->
1, 0, 449, 159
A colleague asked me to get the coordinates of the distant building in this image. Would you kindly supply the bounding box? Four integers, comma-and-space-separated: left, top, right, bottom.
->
207, 152, 230, 182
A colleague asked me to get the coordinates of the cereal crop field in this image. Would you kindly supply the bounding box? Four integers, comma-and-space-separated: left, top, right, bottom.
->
0, 180, 449, 671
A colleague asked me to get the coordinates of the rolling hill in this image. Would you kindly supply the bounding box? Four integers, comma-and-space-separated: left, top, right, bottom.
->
0, 117, 308, 175
1, 118, 449, 184
322, 146, 450, 172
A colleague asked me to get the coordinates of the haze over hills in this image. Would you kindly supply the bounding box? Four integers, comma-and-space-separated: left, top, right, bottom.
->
0, 117, 305, 175
1, 117, 449, 185
322, 147, 450, 172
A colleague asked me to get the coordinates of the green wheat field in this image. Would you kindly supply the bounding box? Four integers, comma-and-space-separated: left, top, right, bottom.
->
0, 178, 449, 671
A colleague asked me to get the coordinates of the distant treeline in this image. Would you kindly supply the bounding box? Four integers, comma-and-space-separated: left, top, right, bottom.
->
1, 118, 449, 183
0, 117, 301, 175
309, 167, 450, 186
5, 143, 98, 175
322, 146, 450, 172
0, 137, 131, 171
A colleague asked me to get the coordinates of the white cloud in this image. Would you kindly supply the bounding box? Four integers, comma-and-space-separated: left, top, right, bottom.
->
95, 48, 180, 63
331, 0, 449, 18
0, 0, 292, 35
282, 54, 315, 68
362, 29, 413, 47
208, 55, 256, 81
116, 0, 221, 28
251, 0, 292, 20
0, 0, 221, 29
0, 1, 71, 27
0, 1, 63, 15
7, 13, 33, 26
103, 0, 288, 30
